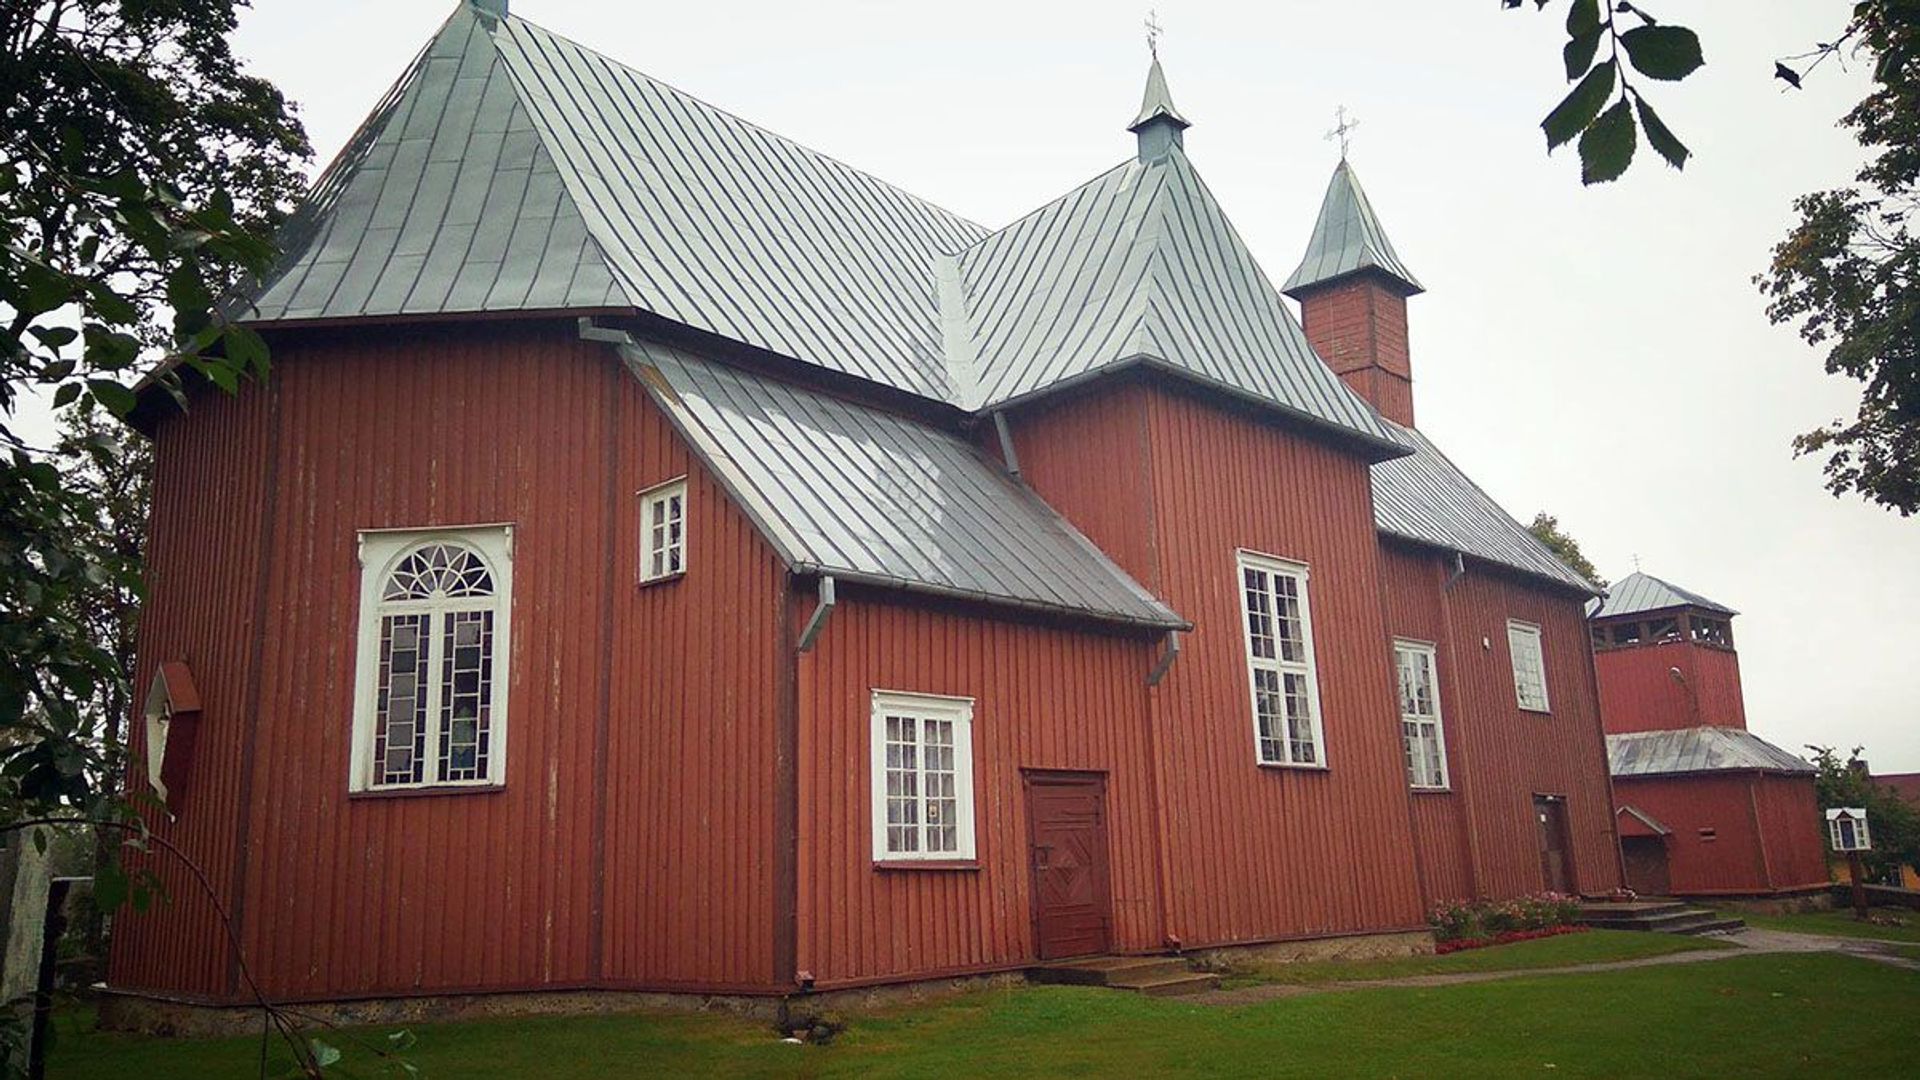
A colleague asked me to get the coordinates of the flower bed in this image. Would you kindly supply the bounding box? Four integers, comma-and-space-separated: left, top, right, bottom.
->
1429, 893, 1582, 946
1433, 924, 1589, 954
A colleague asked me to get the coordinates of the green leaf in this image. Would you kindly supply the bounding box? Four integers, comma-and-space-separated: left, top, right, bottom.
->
29, 325, 79, 349
1619, 25, 1704, 81
87, 379, 139, 417
309, 1039, 342, 1068
1634, 97, 1690, 170
223, 325, 271, 376
1566, 0, 1601, 37
190, 356, 240, 394
1542, 60, 1616, 150
1578, 98, 1638, 184
52, 382, 81, 408
31, 829, 47, 857
95, 862, 129, 911
1564, 27, 1604, 80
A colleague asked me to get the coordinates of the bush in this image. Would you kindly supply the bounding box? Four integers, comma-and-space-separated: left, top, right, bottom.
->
1428, 893, 1581, 943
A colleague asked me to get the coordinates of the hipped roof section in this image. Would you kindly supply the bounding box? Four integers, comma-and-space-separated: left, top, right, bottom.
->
621, 338, 1186, 631
1588, 571, 1737, 620
1608, 727, 1815, 778
1281, 159, 1423, 298
241, 2, 1400, 455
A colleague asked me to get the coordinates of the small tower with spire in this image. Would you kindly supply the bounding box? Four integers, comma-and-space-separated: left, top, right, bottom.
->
1128, 15, 1189, 163
1282, 150, 1424, 427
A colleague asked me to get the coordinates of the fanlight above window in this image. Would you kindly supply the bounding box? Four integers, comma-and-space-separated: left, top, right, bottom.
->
382, 543, 496, 601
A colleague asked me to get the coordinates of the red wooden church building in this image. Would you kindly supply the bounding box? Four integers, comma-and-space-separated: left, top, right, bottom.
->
1591, 573, 1827, 898
111, 0, 1622, 1014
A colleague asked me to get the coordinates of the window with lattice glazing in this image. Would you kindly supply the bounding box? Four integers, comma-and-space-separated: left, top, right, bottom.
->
1507, 619, 1551, 713
638, 478, 687, 583
352, 526, 512, 791
869, 691, 976, 861
1237, 551, 1326, 767
1394, 640, 1448, 789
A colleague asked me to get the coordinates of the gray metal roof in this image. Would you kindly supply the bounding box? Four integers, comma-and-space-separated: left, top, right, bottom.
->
1608, 727, 1815, 778
951, 150, 1402, 453
1371, 423, 1599, 594
1128, 58, 1190, 130
621, 337, 1186, 630
243, 5, 1401, 453
1588, 571, 1737, 620
1281, 159, 1423, 298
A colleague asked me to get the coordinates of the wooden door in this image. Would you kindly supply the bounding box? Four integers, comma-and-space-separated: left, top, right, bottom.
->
1025, 771, 1113, 960
1534, 795, 1576, 894
1620, 836, 1670, 897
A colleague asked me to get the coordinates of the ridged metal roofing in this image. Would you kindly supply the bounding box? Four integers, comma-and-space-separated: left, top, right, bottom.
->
621, 338, 1185, 629
1588, 571, 1737, 619
1281, 159, 1423, 298
1371, 423, 1599, 594
950, 150, 1401, 451
1128, 58, 1189, 130
244, 3, 1400, 452
1608, 727, 1815, 777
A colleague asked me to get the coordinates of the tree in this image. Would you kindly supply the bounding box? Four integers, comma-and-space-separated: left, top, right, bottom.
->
1759, 7, 1920, 516
1527, 512, 1608, 589
0, 1, 307, 830
1807, 745, 1920, 885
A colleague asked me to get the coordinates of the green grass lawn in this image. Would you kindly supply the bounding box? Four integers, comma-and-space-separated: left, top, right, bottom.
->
1217, 927, 1731, 987
1737, 906, 1920, 943
51, 952, 1917, 1079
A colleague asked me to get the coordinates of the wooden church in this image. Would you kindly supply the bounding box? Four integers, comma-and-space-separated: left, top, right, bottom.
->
111, 0, 1623, 1015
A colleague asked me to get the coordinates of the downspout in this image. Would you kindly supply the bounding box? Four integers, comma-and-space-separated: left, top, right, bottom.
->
1582, 595, 1631, 894
797, 576, 836, 652
1748, 775, 1777, 891
1437, 550, 1486, 898
1146, 630, 1180, 686
991, 411, 1021, 479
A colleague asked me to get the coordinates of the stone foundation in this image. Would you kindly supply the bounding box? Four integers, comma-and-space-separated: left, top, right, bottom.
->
1711, 891, 1835, 916
1188, 928, 1434, 971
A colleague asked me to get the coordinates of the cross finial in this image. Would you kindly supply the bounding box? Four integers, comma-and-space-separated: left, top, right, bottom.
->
1325, 105, 1359, 159
1632, 553, 1642, 571
1145, 10, 1163, 60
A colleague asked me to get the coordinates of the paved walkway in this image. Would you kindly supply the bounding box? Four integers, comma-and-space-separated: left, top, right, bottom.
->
1197, 929, 1918, 1006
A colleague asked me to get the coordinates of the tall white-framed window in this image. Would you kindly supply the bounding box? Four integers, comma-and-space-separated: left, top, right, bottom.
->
1507, 619, 1551, 714
869, 691, 976, 861
638, 478, 687, 583
351, 525, 513, 792
1394, 640, 1448, 790
1237, 550, 1327, 767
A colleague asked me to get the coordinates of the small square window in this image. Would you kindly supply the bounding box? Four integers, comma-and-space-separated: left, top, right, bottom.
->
638, 479, 687, 583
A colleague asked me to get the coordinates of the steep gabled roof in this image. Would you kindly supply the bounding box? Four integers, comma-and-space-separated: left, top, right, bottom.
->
622, 338, 1185, 630
1589, 571, 1737, 620
952, 149, 1400, 453
1128, 58, 1190, 131
1608, 727, 1814, 778
1281, 159, 1422, 298
1371, 423, 1598, 594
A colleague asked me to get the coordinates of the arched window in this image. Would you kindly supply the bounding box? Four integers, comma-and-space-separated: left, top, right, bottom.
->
352, 526, 513, 791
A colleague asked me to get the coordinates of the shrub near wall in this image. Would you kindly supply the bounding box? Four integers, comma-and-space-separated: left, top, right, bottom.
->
1429, 894, 1584, 953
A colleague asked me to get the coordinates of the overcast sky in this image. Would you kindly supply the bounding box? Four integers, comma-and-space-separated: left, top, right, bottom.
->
29, 1, 1917, 768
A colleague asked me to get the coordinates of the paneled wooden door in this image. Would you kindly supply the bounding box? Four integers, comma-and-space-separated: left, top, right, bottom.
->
1534, 794, 1576, 894
1024, 770, 1114, 960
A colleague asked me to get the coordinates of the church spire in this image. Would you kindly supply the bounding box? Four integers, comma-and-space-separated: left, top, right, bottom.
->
1128, 16, 1189, 162
1282, 158, 1422, 298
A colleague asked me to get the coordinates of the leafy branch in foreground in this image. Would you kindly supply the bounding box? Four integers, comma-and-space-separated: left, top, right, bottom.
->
1514, 0, 1703, 184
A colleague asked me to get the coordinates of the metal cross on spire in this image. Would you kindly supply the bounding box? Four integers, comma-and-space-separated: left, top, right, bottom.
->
1325, 105, 1359, 158
1145, 10, 1163, 59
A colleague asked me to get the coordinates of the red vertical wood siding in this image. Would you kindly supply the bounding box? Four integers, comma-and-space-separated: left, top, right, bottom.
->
111, 323, 785, 1002
795, 598, 1162, 987
1595, 641, 1749, 733
1377, 542, 1621, 899
107, 381, 275, 999
1614, 774, 1827, 895
1139, 388, 1425, 942
1750, 774, 1829, 890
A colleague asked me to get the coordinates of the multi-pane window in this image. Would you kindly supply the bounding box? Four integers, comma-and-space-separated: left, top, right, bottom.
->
869, 691, 976, 861
352, 527, 512, 791
1507, 619, 1551, 713
1238, 552, 1325, 767
1395, 640, 1448, 789
639, 479, 687, 583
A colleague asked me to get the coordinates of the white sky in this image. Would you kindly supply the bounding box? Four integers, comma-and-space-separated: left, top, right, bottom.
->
24, 1, 1916, 768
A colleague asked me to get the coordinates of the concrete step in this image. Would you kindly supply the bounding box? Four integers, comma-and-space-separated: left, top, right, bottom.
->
1579, 905, 1746, 936
1674, 917, 1747, 936
1108, 971, 1221, 997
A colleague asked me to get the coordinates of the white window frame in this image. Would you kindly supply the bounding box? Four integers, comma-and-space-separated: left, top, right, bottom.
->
869, 690, 977, 862
350, 525, 513, 792
1237, 550, 1328, 768
1506, 619, 1551, 714
1394, 639, 1449, 790
638, 477, 688, 584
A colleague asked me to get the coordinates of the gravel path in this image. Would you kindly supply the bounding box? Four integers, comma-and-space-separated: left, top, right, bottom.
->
1196, 929, 1918, 1006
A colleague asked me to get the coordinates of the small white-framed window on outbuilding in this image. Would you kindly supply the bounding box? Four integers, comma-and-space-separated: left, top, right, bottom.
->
1827, 808, 1871, 852
1394, 640, 1448, 790
870, 691, 976, 861
351, 525, 513, 792
1237, 551, 1327, 768
1506, 619, 1551, 714
638, 478, 687, 583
